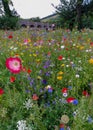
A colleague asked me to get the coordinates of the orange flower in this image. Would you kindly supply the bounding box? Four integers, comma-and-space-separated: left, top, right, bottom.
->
32, 94, 39, 100
89, 59, 93, 64
27, 69, 32, 74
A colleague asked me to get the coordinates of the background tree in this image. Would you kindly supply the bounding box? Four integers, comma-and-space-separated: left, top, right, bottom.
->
30, 17, 41, 22
53, 0, 93, 30
53, 0, 77, 30
1, 0, 12, 16
0, 0, 19, 29
76, 0, 83, 31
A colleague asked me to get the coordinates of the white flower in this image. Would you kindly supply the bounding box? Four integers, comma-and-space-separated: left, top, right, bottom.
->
63, 93, 68, 97
86, 49, 89, 52
78, 60, 81, 63
89, 49, 92, 52
61, 45, 65, 49
63, 57, 65, 60
10, 46, 14, 49
66, 65, 69, 67
73, 44, 76, 46
23, 99, 33, 110
17, 120, 28, 130
67, 58, 70, 61
76, 74, 79, 77
49, 43, 51, 45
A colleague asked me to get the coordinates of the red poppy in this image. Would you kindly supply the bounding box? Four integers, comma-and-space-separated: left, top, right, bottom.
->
60, 124, 64, 128
90, 42, 93, 46
47, 52, 51, 56
62, 88, 68, 93
66, 97, 75, 103
66, 48, 69, 51
58, 55, 63, 60
8, 35, 13, 39
10, 76, 16, 83
0, 88, 4, 95
32, 94, 39, 100
27, 69, 32, 74
82, 91, 89, 96
48, 40, 51, 42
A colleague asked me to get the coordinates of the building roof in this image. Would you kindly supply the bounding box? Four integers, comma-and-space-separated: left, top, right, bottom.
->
41, 13, 58, 22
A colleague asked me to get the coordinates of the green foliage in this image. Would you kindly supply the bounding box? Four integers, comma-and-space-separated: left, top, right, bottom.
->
0, 16, 19, 29
54, 0, 93, 30
30, 17, 41, 22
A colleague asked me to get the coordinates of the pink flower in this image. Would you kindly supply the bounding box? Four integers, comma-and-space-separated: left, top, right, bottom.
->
6, 57, 22, 74
0, 88, 4, 95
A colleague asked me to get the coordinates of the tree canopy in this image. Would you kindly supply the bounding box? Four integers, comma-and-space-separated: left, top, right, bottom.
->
0, 0, 19, 29
53, 0, 93, 30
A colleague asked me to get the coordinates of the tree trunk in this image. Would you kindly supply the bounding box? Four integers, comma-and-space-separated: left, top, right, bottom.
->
2, 0, 12, 17
76, 0, 83, 31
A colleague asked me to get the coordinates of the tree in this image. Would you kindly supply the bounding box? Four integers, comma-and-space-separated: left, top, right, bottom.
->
30, 17, 41, 22
53, 0, 93, 30
53, 0, 77, 30
0, 0, 19, 29
1, 0, 12, 16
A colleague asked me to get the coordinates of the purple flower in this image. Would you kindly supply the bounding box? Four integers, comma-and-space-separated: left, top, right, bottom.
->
42, 79, 47, 85
48, 88, 53, 93
45, 72, 50, 76
30, 79, 34, 86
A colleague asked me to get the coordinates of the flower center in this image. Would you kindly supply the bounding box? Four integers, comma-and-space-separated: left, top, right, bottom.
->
14, 61, 18, 66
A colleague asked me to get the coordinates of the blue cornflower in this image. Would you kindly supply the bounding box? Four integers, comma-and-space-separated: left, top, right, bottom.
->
87, 116, 93, 123
73, 99, 78, 105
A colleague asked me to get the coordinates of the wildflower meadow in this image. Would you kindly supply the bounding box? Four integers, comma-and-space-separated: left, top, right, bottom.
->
0, 28, 93, 130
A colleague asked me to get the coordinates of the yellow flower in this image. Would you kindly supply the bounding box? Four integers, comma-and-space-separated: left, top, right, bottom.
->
21, 53, 23, 55
28, 39, 31, 43
89, 59, 93, 64
29, 54, 32, 57
36, 59, 40, 62
37, 76, 42, 80
87, 38, 91, 42
80, 46, 84, 50
33, 54, 37, 57
57, 76, 62, 80
61, 64, 65, 67
58, 71, 64, 75
76, 45, 79, 48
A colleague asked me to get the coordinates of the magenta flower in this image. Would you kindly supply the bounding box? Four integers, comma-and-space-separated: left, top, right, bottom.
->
6, 57, 22, 74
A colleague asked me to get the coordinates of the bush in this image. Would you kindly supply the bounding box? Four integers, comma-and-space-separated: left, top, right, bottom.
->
0, 16, 19, 30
